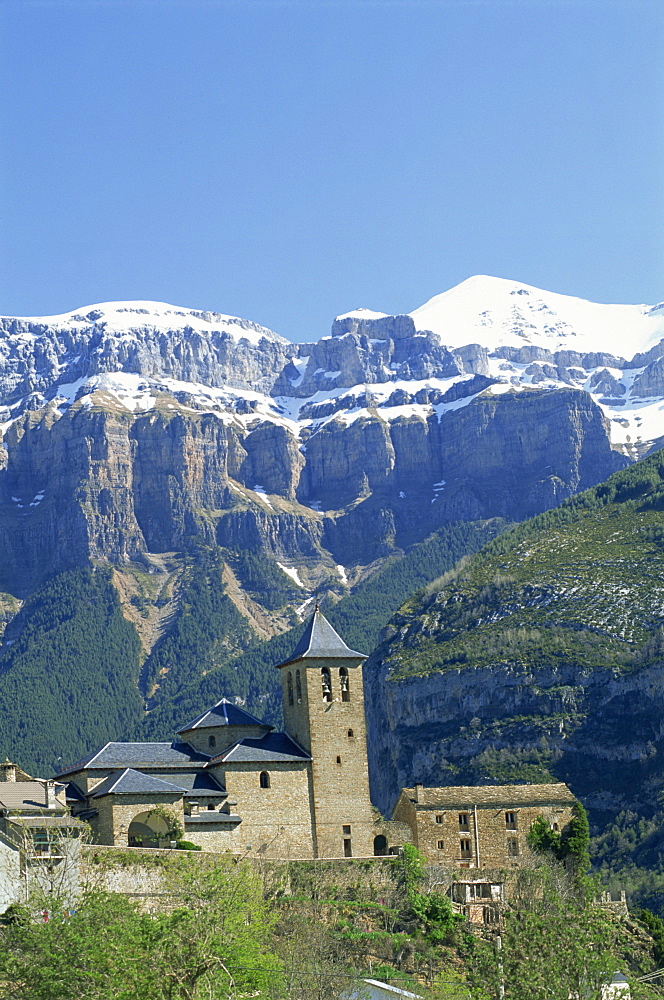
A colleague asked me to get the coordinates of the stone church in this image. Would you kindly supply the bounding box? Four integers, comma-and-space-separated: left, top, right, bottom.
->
57, 610, 376, 859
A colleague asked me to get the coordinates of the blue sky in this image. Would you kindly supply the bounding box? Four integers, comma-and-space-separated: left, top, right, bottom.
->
0, 0, 662, 342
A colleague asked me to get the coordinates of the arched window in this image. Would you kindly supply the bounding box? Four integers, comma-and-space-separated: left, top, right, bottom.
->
259, 771, 270, 789
208, 735, 216, 748
321, 667, 332, 703
339, 667, 350, 702
287, 672, 294, 707
296, 670, 302, 704
347, 729, 354, 738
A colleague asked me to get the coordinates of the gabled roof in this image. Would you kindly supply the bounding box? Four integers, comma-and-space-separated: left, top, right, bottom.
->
177, 698, 272, 735
400, 783, 577, 809
276, 610, 366, 668
212, 732, 311, 764
56, 742, 209, 776
90, 768, 187, 798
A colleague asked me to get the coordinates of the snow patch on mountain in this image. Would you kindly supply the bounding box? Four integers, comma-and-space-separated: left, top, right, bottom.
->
12, 300, 287, 347
409, 275, 663, 357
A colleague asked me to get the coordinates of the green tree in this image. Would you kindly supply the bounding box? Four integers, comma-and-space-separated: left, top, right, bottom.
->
0, 856, 282, 1000
464, 867, 620, 1000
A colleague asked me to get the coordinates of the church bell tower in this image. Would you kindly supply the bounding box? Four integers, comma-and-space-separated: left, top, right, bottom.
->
276, 609, 374, 858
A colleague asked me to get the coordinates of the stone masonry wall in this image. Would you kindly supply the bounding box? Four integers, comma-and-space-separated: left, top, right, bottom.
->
394, 795, 575, 867
221, 760, 315, 859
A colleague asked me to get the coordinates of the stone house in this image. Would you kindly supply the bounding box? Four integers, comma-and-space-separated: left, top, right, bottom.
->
0, 762, 87, 910
56, 610, 376, 859
392, 782, 577, 867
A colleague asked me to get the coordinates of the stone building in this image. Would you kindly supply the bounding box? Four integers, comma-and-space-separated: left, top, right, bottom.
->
0, 762, 86, 910
392, 782, 577, 867
56, 610, 375, 859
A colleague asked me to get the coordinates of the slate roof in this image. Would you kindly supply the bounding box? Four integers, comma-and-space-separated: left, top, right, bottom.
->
177, 698, 272, 735
90, 768, 188, 798
184, 813, 242, 825
57, 742, 209, 776
169, 771, 227, 798
214, 732, 311, 764
276, 610, 366, 667
401, 783, 577, 809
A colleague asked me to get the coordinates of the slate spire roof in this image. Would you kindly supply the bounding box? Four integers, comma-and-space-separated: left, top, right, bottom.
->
276, 609, 367, 668
177, 698, 272, 735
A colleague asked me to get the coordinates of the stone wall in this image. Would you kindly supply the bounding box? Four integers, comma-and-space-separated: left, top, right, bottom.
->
90, 794, 185, 847
222, 759, 315, 858
394, 791, 575, 867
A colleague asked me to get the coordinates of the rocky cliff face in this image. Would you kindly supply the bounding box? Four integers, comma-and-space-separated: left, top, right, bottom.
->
362, 450, 664, 821
0, 277, 660, 606
364, 653, 664, 817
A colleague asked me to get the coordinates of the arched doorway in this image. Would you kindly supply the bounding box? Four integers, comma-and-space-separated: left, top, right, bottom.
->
373, 834, 388, 856
127, 810, 170, 848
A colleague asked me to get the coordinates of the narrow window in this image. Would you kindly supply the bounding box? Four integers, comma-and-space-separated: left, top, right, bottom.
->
505, 811, 517, 830
347, 729, 354, 738
296, 670, 302, 704
259, 771, 270, 789
343, 839, 352, 857
552, 822, 559, 832
343, 825, 351, 835
339, 667, 350, 702
507, 838, 519, 857
287, 672, 294, 707
321, 667, 332, 702
458, 812, 470, 830
437, 840, 444, 850
208, 734, 216, 748
336, 755, 342, 764
460, 838, 472, 859
435, 814, 443, 824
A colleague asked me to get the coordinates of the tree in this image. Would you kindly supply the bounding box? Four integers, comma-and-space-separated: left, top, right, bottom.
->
0, 855, 282, 1000
463, 866, 620, 1000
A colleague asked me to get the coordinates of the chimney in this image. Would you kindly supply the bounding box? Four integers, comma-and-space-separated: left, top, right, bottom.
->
43, 780, 57, 809
0, 759, 16, 782
414, 783, 423, 803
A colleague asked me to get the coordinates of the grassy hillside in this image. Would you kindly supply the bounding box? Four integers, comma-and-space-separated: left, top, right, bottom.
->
382, 449, 664, 680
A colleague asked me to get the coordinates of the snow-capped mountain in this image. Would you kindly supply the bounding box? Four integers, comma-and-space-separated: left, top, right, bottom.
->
0, 275, 659, 600
2, 276, 663, 458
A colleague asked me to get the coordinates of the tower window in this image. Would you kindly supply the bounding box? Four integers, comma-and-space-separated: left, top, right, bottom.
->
296, 670, 302, 704
343, 825, 351, 835
458, 813, 470, 830
259, 772, 270, 789
505, 811, 517, 830
336, 756, 342, 764
347, 729, 354, 738
435, 814, 443, 824
321, 667, 332, 703
208, 735, 216, 749
287, 672, 294, 707
507, 838, 519, 857
460, 838, 472, 858
437, 840, 444, 850
339, 667, 350, 702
